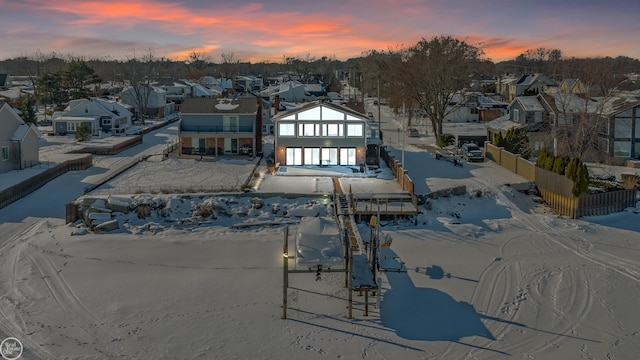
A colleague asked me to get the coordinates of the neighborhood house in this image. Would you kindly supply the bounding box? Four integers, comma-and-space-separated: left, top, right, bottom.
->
273, 100, 369, 166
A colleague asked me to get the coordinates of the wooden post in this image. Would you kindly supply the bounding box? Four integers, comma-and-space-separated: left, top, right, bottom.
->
282, 226, 289, 319
364, 290, 369, 316
348, 250, 353, 319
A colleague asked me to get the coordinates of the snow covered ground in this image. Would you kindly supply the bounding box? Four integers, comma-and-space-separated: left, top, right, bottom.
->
1, 124, 640, 359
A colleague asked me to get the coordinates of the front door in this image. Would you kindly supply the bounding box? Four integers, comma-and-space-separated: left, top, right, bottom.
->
224, 138, 238, 154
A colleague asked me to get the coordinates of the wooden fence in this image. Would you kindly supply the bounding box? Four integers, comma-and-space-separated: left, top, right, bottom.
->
485, 142, 637, 219
0, 155, 93, 209
380, 146, 415, 199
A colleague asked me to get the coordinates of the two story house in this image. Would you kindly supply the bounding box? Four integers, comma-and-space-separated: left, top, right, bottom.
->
52, 98, 133, 136
0, 103, 40, 173
179, 96, 262, 156
596, 97, 640, 163
119, 84, 177, 120
273, 100, 369, 166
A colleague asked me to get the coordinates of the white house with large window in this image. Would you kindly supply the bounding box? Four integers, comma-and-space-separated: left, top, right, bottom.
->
273, 100, 368, 166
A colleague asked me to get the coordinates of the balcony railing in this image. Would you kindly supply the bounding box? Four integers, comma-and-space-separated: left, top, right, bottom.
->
180, 125, 254, 133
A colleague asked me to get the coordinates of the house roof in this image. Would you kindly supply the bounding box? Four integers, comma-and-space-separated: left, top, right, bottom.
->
181, 97, 258, 114
486, 114, 527, 132
11, 123, 40, 141
539, 93, 593, 114
273, 100, 367, 122
596, 96, 640, 116
513, 96, 545, 111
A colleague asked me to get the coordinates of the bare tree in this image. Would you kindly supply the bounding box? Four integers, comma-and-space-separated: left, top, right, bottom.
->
185, 51, 212, 80
220, 52, 239, 83
392, 35, 483, 143
121, 48, 164, 125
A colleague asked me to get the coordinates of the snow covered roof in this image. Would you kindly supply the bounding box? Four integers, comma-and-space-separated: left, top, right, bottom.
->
181, 97, 258, 114
486, 114, 527, 132
11, 123, 31, 141
513, 96, 545, 111
295, 217, 343, 268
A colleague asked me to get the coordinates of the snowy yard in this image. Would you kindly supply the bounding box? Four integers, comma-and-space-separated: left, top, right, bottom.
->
1, 133, 640, 359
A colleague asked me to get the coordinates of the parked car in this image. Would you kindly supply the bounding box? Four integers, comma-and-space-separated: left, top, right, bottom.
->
459, 143, 484, 162
239, 144, 253, 155
367, 112, 374, 121
407, 128, 419, 137
373, 100, 379, 106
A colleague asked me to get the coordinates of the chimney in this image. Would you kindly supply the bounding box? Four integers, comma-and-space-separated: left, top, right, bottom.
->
274, 95, 280, 115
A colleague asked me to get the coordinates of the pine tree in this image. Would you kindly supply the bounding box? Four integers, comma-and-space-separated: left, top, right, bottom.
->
566, 158, 579, 181
552, 155, 570, 175
75, 122, 91, 142
544, 152, 555, 171
493, 132, 506, 148
536, 148, 547, 167
572, 163, 590, 196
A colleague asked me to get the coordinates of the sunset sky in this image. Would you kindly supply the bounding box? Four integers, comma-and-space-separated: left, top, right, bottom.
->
1, 0, 639, 64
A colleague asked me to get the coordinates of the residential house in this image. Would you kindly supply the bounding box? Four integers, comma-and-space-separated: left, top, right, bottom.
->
507, 95, 548, 153
0, 103, 40, 173
52, 98, 133, 136
119, 84, 176, 120
198, 77, 233, 96
179, 96, 262, 157
485, 114, 528, 145
595, 97, 640, 163
273, 100, 369, 166
557, 79, 587, 94
499, 74, 556, 102
443, 92, 508, 123
0, 74, 11, 90
260, 81, 314, 103
161, 79, 221, 111
235, 76, 264, 93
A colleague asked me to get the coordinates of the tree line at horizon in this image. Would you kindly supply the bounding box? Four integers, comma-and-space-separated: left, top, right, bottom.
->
3, 36, 640, 161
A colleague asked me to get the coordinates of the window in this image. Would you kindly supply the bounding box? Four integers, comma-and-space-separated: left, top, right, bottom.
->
279, 123, 295, 136
613, 141, 630, 157
1, 146, 8, 161
286, 148, 302, 165
321, 148, 338, 165
67, 122, 77, 132
598, 138, 609, 153
614, 118, 631, 138
304, 148, 320, 165
298, 123, 317, 137
340, 148, 356, 165
513, 109, 519, 122
223, 116, 238, 132
346, 124, 363, 137
323, 123, 343, 137
599, 119, 609, 135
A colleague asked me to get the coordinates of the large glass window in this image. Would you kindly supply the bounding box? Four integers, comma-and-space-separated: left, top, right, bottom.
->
279, 123, 295, 136
613, 141, 631, 157
321, 148, 338, 165
286, 148, 302, 165
614, 118, 631, 138
340, 148, 356, 165
304, 148, 320, 165
346, 124, 363, 137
